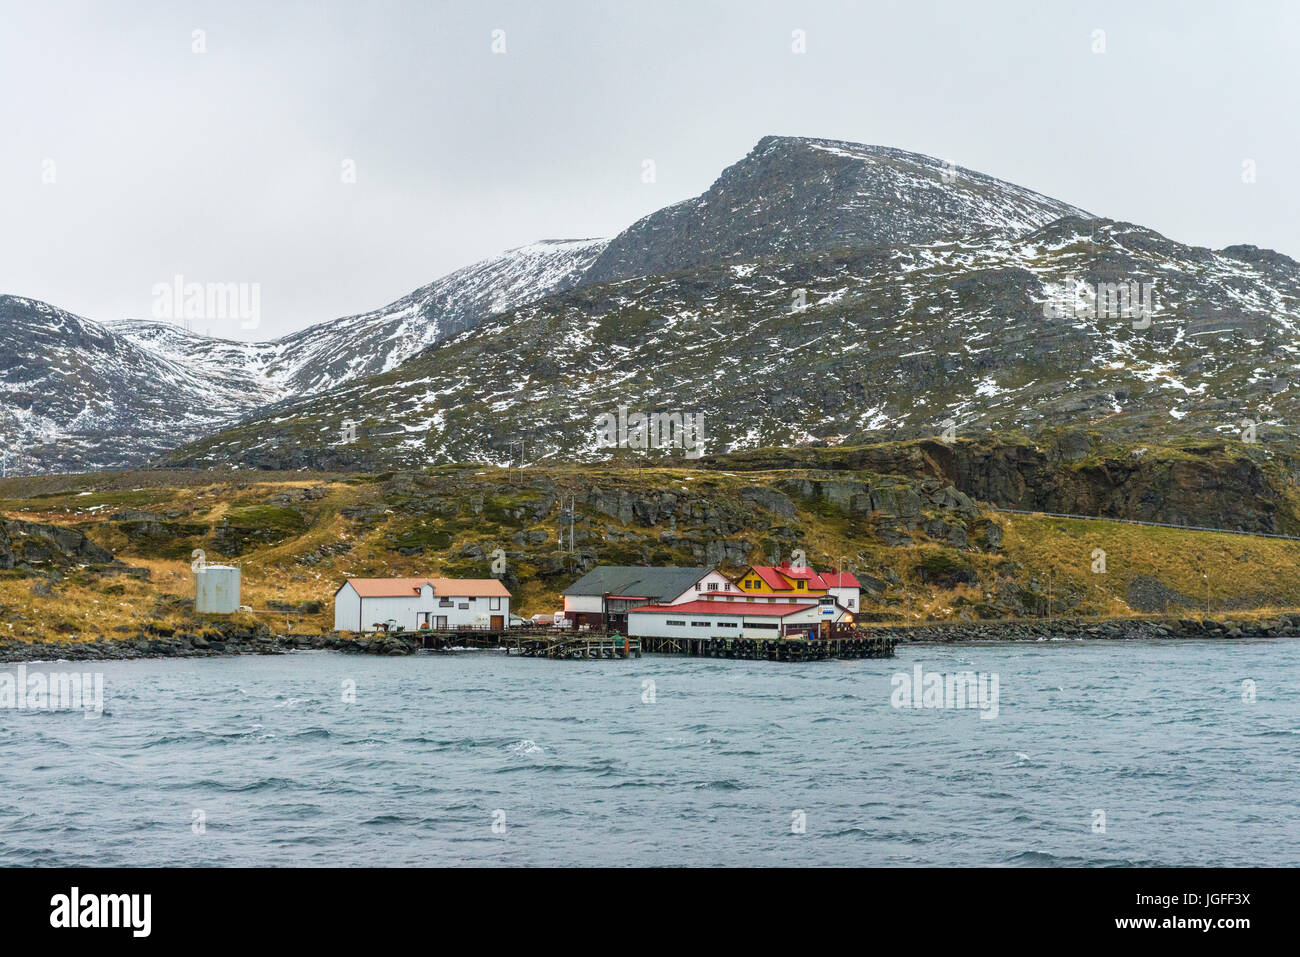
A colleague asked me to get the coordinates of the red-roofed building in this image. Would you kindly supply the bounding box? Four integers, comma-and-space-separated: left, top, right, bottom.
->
333, 577, 511, 633
627, 596, 853, 640
729, 561, 861, 611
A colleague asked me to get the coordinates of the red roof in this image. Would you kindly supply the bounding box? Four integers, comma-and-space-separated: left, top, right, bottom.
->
822, 571, 861, 588
747, 565, 829, 590
748, 566, 798, 589
343, 577, 511, 598
629, 600, 823, 618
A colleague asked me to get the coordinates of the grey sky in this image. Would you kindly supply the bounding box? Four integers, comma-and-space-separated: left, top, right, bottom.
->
2, 0, 1296, 341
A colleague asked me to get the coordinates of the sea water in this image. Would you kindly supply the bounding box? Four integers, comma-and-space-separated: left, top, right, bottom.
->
1, 639, 1296, 866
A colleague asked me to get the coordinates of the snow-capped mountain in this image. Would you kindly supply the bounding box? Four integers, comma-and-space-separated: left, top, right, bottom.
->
5, 135, 1295, 475
583, 136, 1091, 284
0, 238, 607, 473
164, 213, 1300, 472
0, 297, 283, 473
248, 237, 608, 397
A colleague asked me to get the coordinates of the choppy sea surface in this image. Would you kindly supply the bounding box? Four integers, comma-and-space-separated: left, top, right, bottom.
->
1, 639, 1297, 866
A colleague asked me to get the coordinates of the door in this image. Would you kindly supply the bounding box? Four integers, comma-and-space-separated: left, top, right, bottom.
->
490, 615, 504, 631
435, 616, 448, 629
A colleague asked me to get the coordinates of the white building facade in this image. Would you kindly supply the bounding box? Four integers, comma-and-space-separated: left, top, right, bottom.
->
675, 569, 747, 602
627, 599, 850, 640
333, 577, 512, 633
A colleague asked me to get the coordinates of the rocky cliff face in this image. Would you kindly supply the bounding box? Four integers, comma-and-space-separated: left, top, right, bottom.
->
699, 433, 1300, 535
0, 517, 119, 570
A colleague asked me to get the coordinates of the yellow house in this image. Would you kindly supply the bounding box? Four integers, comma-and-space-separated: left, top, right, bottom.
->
733, 561, 830, 599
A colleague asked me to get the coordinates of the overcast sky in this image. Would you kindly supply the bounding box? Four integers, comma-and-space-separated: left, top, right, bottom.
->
2, 0, 1296, 341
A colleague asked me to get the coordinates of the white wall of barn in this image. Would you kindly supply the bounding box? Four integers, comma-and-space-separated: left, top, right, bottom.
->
334, 584, 362, 632
627, 612, 736, 639
628, 603, 847, 639
626, 611, 785, 639
334, 586, 510, 632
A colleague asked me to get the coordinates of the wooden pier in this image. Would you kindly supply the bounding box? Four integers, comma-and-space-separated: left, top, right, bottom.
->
514, 634, 642, 659
639, 633, 896, 661
409, 626, 640, 659
405, 626, 892, 661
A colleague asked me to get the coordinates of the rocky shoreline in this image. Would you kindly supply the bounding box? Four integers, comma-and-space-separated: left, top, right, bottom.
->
863, 614, 1300, 643
2, 613, 1298, 663
0, 622, 427, 663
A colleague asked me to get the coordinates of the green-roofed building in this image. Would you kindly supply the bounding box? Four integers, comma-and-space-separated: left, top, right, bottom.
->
562, 565, 712, 630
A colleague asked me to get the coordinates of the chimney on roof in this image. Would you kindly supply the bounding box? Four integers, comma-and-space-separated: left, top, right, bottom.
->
779, 560, 790, 569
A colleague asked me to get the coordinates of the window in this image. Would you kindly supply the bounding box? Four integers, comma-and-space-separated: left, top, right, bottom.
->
666, 619, 685, 626
848, 599, 856, 609
695, 582, 702, 591
716, 621, 738, 628
490, 597, 501, 610
797, 581, 806, 590
439, 598, 453, 607
745, 622, 779, 630
708, 582, 719, 591
458, 603, 469, 610
691, 621, 711, 627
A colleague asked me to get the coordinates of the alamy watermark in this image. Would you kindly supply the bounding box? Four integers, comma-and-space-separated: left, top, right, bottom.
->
595, 405, 705, 458
1043, 279, 1154, 329
1, 665, 104, 718
151, 274, 261, 330
891, 663, 999, 719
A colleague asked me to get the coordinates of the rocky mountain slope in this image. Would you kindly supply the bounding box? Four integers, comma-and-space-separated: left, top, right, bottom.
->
1, 239, 606, 473
0, 296, 276, 473
7, 135, 1299, 476
583, 136, 1090, 283
163, 213, 1300, 472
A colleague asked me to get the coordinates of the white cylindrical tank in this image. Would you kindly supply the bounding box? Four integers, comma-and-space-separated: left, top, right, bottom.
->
196, 565, 241, 614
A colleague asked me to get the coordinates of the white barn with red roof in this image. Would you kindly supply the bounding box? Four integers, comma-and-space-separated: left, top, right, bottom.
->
333, 577, 512, 633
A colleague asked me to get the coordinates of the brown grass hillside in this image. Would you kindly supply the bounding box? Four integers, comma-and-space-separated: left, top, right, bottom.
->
3, 463, 1300, 643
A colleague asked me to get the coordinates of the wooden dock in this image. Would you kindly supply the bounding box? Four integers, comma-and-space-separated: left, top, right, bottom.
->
408, 627, 640, 659
404, 626, 892, 661
514, 634, 641, 659
639, 634, 896, 661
